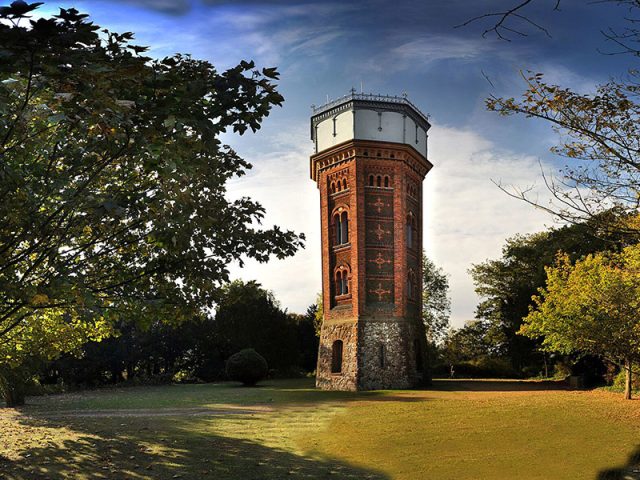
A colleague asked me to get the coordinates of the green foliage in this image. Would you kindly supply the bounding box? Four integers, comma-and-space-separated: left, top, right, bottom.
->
612, 369, 640, 392
225, 348, 268, 386
521, 245, 640, 397
421, 253, 451, 345
0, 3, 302, 401
212, 280, 300, 373
469, 220, 623, 373
441, 320, 499, 365
313, 292, 323, 336
434, 356, 518, 379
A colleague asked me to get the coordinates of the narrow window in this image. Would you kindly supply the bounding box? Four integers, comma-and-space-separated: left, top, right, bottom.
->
335, 214, 342, 244
414, 339, 423, 372
379, 344, 385, 368
333, 116, 337, 137
384, 176, 389, 188
406, 214, 413, 248
340, 271, 349, 295
377, 176, 382, 187
369, 175, 374, 186
331, 182, 335, 194
331, 340, 343, 373
341, 212, 349, 244
342, 178, 347, 190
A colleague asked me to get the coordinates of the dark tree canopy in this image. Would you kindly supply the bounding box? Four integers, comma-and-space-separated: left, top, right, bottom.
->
0, 2, 303, 402
469, 219, 625, 372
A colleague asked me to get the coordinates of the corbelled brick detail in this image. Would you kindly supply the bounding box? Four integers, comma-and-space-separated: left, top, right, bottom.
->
312, 140, 432, 391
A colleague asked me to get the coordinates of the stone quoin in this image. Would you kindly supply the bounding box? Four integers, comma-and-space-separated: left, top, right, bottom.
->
310, 92, 433, 391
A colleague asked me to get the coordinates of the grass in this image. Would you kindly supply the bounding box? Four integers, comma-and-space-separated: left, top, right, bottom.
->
1, 378, 640, 479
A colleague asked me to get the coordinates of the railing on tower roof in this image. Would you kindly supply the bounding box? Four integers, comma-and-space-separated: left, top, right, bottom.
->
311, 91, 430, 124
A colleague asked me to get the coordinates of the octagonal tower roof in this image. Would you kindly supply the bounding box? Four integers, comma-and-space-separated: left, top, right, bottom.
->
310, 92, 431, 159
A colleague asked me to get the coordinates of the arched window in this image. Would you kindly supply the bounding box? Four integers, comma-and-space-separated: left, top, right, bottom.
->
334, 214, 342, 244
384, 176, 389, 188
331, 182, 335, 194
341, 212, 348, 244
377, 175, 382, 187
369, 175, 374, 186
406, 213, 417, 249
342, 178, 347, 190
379, 344, 385, 368
337, 270, 349, 295
331, 340, 343, 373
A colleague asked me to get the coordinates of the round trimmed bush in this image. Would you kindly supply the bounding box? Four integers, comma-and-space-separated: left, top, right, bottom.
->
225, 349, 268, 386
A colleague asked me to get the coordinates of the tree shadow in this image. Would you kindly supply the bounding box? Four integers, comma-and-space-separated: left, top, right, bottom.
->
598, 446, 640, 479
431, 379, 568, 392
1, 412, 389, 480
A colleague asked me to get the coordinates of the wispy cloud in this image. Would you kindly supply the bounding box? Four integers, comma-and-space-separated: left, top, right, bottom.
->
357, 35, 494, 74
426, 125, 554, 326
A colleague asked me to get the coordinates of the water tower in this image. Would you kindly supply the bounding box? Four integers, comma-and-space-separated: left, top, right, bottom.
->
310, 92, 433, 391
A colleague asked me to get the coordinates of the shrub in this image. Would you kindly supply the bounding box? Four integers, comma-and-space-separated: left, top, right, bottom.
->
612, 370, 640, 391
225, 349, 268, 386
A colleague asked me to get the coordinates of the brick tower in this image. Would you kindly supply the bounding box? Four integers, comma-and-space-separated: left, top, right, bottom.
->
311, 92, 433, 391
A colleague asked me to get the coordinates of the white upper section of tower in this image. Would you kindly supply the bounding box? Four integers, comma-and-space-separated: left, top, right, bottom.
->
310, 93, 431, 159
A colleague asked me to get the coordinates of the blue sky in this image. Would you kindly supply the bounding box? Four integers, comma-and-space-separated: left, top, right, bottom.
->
37, 0, 638, 325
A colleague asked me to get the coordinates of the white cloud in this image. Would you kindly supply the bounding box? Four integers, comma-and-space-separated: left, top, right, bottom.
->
360, 35, 492, 73
225, 121, 554, 327
225, 123, 321, 313
425, 125, 554, 327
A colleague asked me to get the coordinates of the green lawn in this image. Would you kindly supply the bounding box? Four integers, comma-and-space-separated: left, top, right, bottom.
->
1, 378, 639, 479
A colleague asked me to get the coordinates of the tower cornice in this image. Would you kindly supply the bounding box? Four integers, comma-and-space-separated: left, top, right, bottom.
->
310, 139, 433, 184
310, 93, 431, 137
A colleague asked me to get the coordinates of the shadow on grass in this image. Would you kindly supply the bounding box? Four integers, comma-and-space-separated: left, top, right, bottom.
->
21, 378, 399, 412
431, 379, 567, 392
598, 446, 640, 479
1, 413, 389, 480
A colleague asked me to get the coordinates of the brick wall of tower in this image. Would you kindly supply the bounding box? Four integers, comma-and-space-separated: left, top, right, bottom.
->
313, 140, 431, 391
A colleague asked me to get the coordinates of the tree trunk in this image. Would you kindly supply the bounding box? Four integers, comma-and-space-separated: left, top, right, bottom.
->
624, 358, 633, 400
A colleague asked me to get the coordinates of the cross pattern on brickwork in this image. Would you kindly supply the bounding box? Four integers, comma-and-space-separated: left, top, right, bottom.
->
369, 197, 388, 213
368, 252, 391, 270
369, 282, 391, 302
373, 223, 391, 241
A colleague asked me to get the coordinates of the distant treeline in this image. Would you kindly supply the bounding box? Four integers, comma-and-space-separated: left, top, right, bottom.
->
38, 280, 319, 388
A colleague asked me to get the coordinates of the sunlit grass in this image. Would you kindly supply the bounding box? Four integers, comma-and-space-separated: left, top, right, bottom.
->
1, 378, 639, 479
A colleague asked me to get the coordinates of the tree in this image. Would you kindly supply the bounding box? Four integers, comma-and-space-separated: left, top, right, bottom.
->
470, 219, 624, 374
0, 2, 303, 404
521, 246, 640, 399
441, 320, 495, 366
421, 253, 451, 345
461, 1, 640, 237
212, 280, 299, 373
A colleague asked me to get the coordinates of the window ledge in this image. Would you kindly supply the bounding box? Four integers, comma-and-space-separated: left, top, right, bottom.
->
333, 243, 351, 251
335, 293, 352, 301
